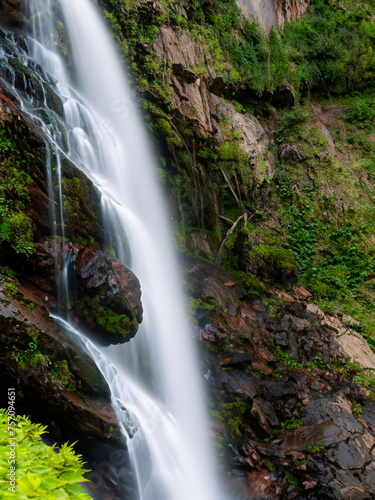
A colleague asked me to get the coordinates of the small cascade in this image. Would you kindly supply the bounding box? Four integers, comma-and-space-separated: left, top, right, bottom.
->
0, 1, 228, 499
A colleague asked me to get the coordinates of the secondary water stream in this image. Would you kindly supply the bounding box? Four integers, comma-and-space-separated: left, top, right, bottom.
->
0, 1, 226, 499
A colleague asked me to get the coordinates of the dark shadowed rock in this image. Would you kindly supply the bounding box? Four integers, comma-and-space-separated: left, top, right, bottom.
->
0, 0, 24, 29
0, 269, 121, 446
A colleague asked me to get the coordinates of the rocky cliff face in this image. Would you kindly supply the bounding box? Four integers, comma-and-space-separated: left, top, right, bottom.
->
273, 0, 309, 26
1, 1, 375, 499
117, 1, 375, 497
187, 261, 375, 499
236, 0, 309, 31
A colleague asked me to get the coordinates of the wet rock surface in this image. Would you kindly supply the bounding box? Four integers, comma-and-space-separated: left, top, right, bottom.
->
0, 30, 142, 467
187, 260, 375, 499
75, 247, 143, 344
0, 269, 121, 446
0, 0, 24, 29
0, 74, 142, 344
26, 240, 143, 344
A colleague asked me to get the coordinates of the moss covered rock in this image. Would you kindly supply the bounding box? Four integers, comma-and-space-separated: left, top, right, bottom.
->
75, 247, 142, 344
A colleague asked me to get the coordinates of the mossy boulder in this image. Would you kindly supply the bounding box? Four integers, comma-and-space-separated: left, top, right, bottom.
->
75, 247, 143, 344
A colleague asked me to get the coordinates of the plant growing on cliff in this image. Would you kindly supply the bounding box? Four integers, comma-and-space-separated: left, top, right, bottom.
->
0, 411, 91, 499
0, 124, 34, 255
211, 394, 251, 438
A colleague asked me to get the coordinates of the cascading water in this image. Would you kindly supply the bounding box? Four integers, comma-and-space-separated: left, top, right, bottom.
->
0, 1, 228, 499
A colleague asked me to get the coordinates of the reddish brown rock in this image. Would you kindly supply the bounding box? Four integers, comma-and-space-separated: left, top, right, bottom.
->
0, 0, 24, 29
186, 258, 375, 499
75, 247, 143, 344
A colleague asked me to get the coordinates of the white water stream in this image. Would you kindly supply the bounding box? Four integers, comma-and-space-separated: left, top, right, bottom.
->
3, 1, 227, 499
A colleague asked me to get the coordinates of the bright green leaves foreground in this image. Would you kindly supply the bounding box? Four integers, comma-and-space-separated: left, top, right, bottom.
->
0, 411, 91, 499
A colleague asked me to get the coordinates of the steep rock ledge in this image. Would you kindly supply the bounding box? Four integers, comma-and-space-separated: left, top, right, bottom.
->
153, 26, 275, 186
236, 0, 309, 31
0, 269, 121, 445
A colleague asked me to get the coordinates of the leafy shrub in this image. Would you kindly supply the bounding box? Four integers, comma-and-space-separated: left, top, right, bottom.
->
346, 96, 375, 127
0, 411, 91, 499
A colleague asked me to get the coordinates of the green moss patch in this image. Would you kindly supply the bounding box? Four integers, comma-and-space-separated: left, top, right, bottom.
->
79, 295, 138, 340
0, 124, 34, 255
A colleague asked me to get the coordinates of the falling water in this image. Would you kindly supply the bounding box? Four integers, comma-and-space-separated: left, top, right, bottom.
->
1, 0, 227, 499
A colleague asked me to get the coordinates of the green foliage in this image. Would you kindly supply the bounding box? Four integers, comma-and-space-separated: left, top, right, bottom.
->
3, 267, 18, 279
285, 469, 299, 486
263, 458, 277, 471
282, 0, 375, 94
186, 296, 218, 323
275, 417, 304, 433
275, 128, 375, 340
346, 95, 375, 127
180, 0, 375, 97
353, 402, 363, 416
276, 107, 308, 142
4, 282, 18, 298
264, 415, 304, 442
11, 342, 51, 369
0, 411, 91, 499
0, 125, 34, 255
273, 343, 302, 369
246, 244, 296, 276
60, 176, 99, 244
157, 119, 182, 147
80, 296, 137, 339
211, 394, 251, 438
352, 370, 375, 388
308, 445, 326, 453
51, 360, 76, 392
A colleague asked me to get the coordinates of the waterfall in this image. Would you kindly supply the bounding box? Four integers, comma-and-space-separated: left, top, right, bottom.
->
3, 1, 227, 499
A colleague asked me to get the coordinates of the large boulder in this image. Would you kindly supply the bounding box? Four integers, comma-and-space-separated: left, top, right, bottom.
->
27, 240, 143, 345
75, 247, 143, 344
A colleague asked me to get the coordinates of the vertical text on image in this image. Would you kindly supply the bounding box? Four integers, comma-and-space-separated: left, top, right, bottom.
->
7, 388, 17, 492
